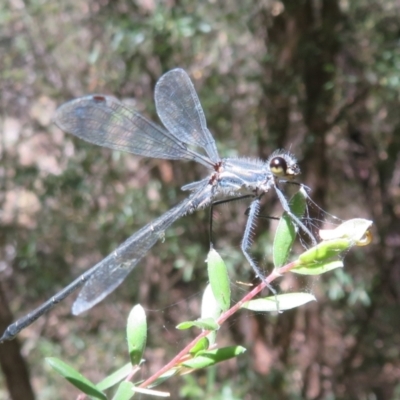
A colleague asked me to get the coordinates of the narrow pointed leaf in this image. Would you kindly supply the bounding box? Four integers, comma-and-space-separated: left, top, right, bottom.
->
147, 368, 179, 388
207, 248, 231, 311
46, 357, 107, 400
319, 219, 373, 242
112, 381, 135, 400
97, 363, 132, 391
201, 284, 222, 345
241, 292, 316, 312
176, 318, 219, 331
127, 304, 147, 366
273, 188, 308, 268
130, 386, 171, 397
181, 346, 246, 369
189, 337, 209, 355
292, 260, 343, 275
293, 219, 372, 274
299, 238, 352, 264
201, 284, 222, 320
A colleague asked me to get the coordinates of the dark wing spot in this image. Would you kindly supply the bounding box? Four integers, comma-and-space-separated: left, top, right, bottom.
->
92, 95, 106, 103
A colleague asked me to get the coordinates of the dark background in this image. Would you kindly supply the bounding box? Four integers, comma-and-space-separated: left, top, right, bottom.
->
0, 1, 399, 399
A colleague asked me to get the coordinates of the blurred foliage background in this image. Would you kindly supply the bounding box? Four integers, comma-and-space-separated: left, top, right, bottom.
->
0, 0, 400, 399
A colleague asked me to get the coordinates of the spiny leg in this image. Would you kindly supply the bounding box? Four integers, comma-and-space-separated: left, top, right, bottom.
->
241, 197, 280, 309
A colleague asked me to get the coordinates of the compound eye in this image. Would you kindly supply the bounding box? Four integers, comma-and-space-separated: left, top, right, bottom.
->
269, 156, 288, 177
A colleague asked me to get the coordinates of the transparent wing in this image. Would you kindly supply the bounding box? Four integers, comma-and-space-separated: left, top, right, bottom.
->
155, 69, 220, 163
54, 95, 213, 168
72, 181, 213, 314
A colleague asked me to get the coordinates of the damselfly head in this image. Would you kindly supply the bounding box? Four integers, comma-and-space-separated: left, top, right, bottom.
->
268, 151, 300, 179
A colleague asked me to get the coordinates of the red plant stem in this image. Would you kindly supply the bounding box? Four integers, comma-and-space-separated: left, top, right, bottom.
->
139, 260, 298, 389
125, 365, 140, 382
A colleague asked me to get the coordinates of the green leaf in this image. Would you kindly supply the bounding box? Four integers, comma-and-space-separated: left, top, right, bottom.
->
292, 260, 343, 275
189, 337, 209, 355
201, 284, 223, 345
207, 248, 231, 311
97, 363, 132, 392
147, 368, 179, 388
298, 238, 350, 264
201, 284, 222, 320
181, 346, 246, 369
292, 219, 372, 274
319, 218, 373, 243
241, 292, 316, 312
273, 188, 308, 268
176, 318, 219, 331
112, 381, 135, 400
46, 357, 107, 400
127, 304, 147, 366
